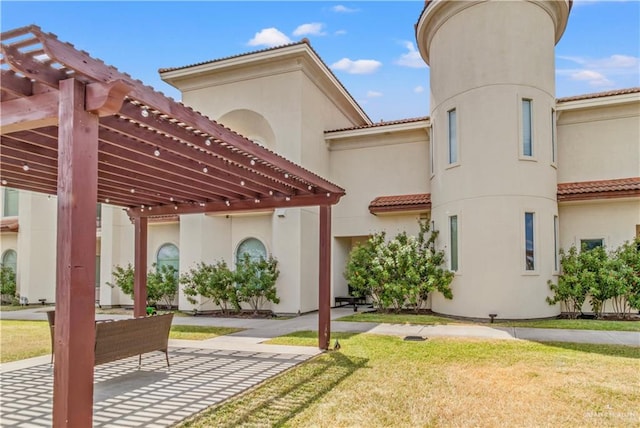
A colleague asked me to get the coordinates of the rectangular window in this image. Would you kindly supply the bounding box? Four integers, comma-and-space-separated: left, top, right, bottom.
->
553, 215, 559, 271
525, 212, 535, 270
2, 188, 19, 217
448, 109, 457, 164
580, 239, 603, 251
429, 124, 435, 176
450, 215, 458, 271
551, 108, 557, 163
96, 203, 102, 228
522, 99, 533, 156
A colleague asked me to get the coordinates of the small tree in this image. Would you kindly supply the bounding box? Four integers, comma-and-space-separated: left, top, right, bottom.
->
582, 245, 609, 318
108, 263, 178, 309
235, 254, 280, 315
344, 220, 454, 313
108, 263, 134, 298
181, 261, 239, 314
0, 264, 17, 305
609, 238, 640, 317
147, 263, 178, 309
547, 246, 589, 318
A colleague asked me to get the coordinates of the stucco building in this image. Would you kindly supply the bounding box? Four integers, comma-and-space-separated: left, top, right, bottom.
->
2, 0, 639, 318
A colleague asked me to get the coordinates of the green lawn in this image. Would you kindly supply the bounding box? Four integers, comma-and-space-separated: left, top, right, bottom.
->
338, 311, 640, 332
0, 320, 242, 363
180, 332, 640, 427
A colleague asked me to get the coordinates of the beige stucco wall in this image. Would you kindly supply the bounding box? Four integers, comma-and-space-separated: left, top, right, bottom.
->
330, 136, 430, 236
99, 205, 134, 306
419, 0, 567, 318
558, 199, 640, 252
14, 192, 57, 304
557, 102, 640, 182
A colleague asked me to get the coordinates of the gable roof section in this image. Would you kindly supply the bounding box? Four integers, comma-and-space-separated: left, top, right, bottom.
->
557, 87, 640, 103
159, 40, 371, 127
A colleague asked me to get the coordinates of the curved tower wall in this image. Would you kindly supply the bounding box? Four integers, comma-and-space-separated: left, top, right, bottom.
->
417, 0, 571, 318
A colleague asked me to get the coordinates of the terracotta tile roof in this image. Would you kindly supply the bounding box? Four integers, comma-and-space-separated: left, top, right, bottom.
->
326, 116, 430, 134
369, 178, 639, 214
557, 177, 640, 202
369, 193, 431, 215
0, 217, 19, 233
557, 87, 640, 103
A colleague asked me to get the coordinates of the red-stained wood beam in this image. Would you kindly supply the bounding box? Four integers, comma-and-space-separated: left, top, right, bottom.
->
133, 216, 148, 318
35, 29, 345, 194
318, 205, 331, 350
85, 80, 132, 117
1, 70, 33, 97
100, 115, 286, 197
0, 91, 59, 134
1, 42, 66, 89
128, 192, 343, 218
114, 102, 309, 195
53, 78, 97, 428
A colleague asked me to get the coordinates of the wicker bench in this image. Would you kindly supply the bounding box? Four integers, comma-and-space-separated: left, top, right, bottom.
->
47, 311, 173, 368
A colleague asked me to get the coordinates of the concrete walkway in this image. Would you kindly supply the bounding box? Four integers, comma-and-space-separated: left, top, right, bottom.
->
0, 306, 638, 427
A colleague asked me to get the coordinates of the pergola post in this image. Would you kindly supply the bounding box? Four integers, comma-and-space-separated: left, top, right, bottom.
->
133, 216, 148, 317
318, 205, 331, 350
53, 78, 98, 427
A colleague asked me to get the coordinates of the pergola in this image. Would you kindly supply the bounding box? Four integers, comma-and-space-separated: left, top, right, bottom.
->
1, 25, 343, 426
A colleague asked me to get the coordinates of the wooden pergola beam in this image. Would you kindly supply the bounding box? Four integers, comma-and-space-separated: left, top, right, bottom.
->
0, 91, 59, 134
53, 78, 98, 427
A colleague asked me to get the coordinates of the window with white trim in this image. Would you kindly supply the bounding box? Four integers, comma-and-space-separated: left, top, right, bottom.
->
429, 124, 435, 176
448, 109, 457, 164
156, 243, 179, 271
553, 215, 559, 272
580, 239, 603, 251
522, 99, 533, 157
525, 212, 535, 270
449, 215, 458, 271
236, 238, 267, 262
551, 108, 557, 163
2, 188, 18, 217
2, 249, 17, 275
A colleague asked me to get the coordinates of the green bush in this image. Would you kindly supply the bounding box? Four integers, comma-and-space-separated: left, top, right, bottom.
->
344, 220, 454, 313
548, 238, 640, 319
0, 264, 17, 305
235, 254, 280, 315
108, 263, 178, 308
181, 261, 239, 315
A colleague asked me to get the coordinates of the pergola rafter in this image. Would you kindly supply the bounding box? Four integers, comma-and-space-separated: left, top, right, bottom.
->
1, 25, 340, 427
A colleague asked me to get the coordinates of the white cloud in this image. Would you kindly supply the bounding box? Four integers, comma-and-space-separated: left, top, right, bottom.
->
568, 70, 613, 86
414, 85, 425, 93
293, 23, 326, 37
367, 90, 383, 98
557, 54, 639, 87
335, 29, 347, 36
332, 5, 358, 13
395, 41, 426, 68
248, 28, 292, 47
330, 58, 382, 74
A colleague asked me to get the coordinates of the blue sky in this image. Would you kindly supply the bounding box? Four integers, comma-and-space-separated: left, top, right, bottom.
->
2, 1, 639, 122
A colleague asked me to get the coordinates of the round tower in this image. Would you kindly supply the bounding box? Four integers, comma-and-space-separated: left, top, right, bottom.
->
416, 0, 571, 318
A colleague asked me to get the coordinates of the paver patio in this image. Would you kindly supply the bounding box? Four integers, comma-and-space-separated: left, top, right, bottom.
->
0, 342, 318, 427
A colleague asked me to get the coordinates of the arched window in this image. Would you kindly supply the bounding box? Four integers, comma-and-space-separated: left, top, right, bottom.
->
236, 238, 267, 262
2, 249, 17, 273
156, 243, 179, 271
